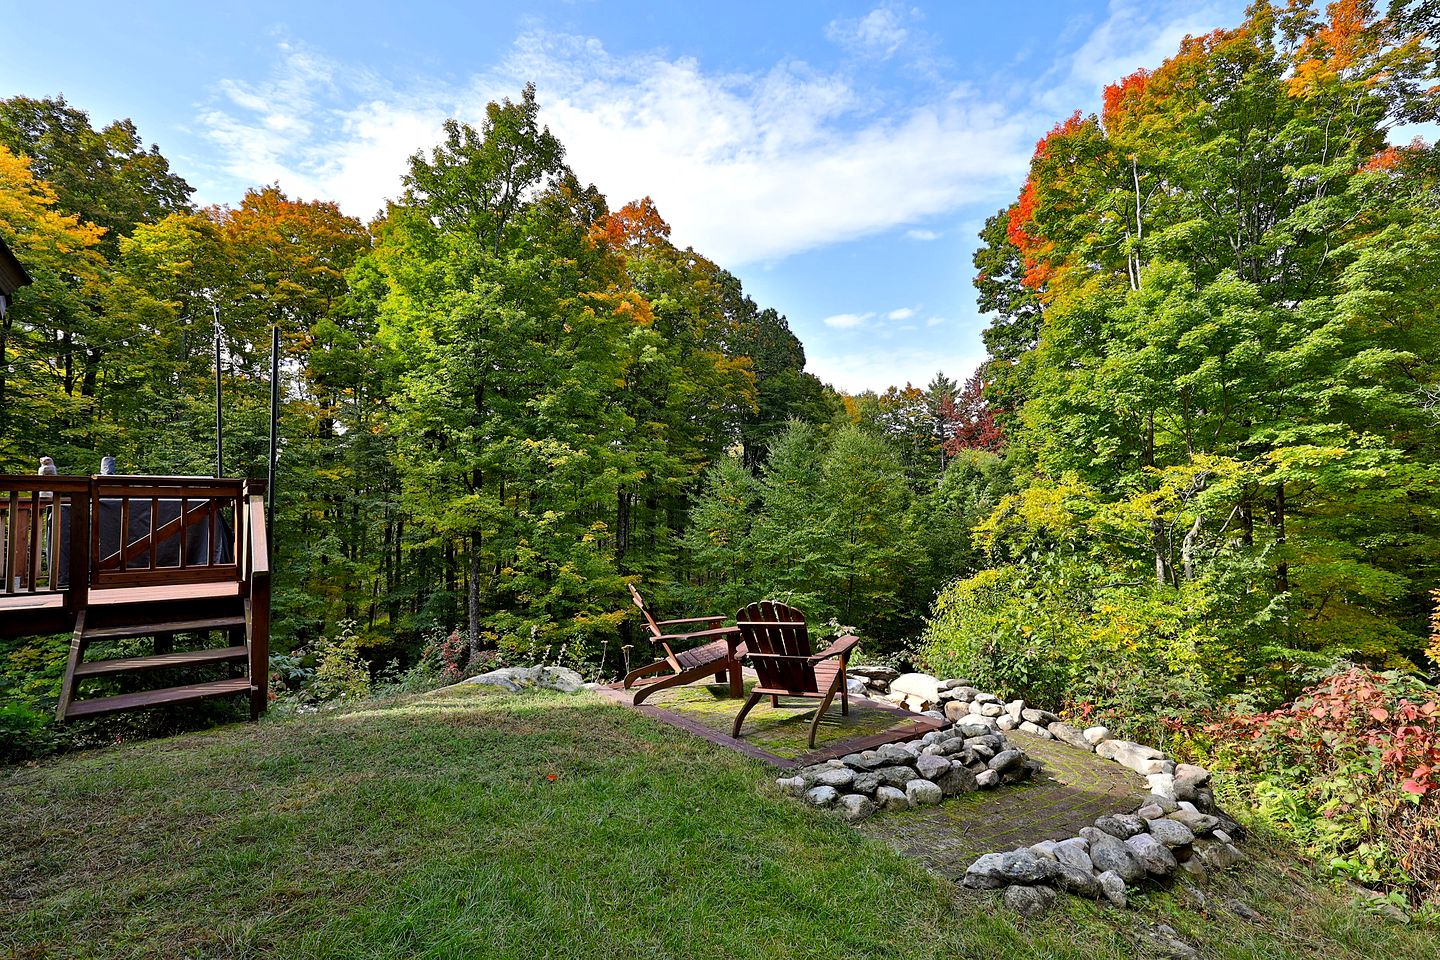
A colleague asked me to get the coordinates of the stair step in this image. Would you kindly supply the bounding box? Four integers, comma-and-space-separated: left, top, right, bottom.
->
83, 615, 246, 642
64, 678, 255, 719
73, 645, 249, 679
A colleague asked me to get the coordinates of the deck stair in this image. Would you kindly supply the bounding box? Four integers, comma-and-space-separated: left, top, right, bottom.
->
1, 474, 271, 723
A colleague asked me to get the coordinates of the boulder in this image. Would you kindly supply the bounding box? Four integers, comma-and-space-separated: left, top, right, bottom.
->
812, 767, 855, 790
1054, 838, 1094, 873
1030, 840, 1059, 860
973, 691, 1002, 704
838, 793, 876, 821
1125, 832, 1178, 875
1004, 884, 1058, 918
1082, 725, 1112, 745
937, 677, 971, 692
996, 714, 1020, 731
775, 776, 807, 797
1047, 721, 1092, 749
935, 764, 978, 796
849, 664, 900, 685
1021, 707, 1059, 725
971, 702, 1005, 718
915, 754, 952, 781
1168, 810, 1220, 836
1094, 814, 1146, 839
1148, 773, 1178, 799
878, 742, 917, 763
976, 769, 1000, 789
1146, 818, 1196, 848
1136, 803, 1165, 820
1097, 870, 1127, 907
464, 665, 585, 693
944, 701, 970, 723
997, 849, 1055, 883
1174, 763, 1211, 785
1080, 827, 1146, 883
890, 672, 941, 704
1132, 923, 1200, 960
989, 749, 1026, 774
851, 771, 883, 796
906, 778, 944, 806
876, 765, 919, 787
1018, 721, 1052, 738
1053, 863, 1104, 899
962, 853, 1007, 889
1096, 740, 1169, 776
1006, 699, 1026, 721
804, 785, 839, 808
1142, 793, 1180, 814
957, 722, 993, 739
875, 785, 910, 810
844, 751, 888, 771
845, 677, 868, 696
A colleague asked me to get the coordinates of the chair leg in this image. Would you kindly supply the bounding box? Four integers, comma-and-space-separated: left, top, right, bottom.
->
841, 668, 849, 716
771, 695, 779, 708
732, 691, 765, 740
808, 687, 840, 749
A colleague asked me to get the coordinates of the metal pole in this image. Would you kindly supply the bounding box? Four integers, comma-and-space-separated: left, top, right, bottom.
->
268, 325, 279, 537
212, 303, 223, 478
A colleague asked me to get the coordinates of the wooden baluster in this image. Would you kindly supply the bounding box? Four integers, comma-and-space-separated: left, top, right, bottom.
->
207, 499, 216, 569
48, 495, 62, 591
119, 497, 130, 572
27, 490, 41, 592
148, 497, 159, 570
178, 497, 188, 569
5, 490, 17, 595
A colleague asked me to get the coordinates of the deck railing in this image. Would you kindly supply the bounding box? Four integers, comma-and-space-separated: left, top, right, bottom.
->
0, 477, 90, 600
0, 475, 253, 607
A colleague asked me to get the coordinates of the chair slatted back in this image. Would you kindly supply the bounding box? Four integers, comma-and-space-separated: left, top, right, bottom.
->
628, 583, 665, 640
735, 600, 816, 693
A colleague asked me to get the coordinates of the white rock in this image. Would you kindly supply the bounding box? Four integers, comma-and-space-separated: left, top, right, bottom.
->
1006, 699, 1026, 720
976, 769, 1000, 789
890, 672, 941, 703
996, 714, 1019, 731
1147, 773, 1177, 799
845, 677, 867, 696
875, 785, 911, 810
1083, 726, 1112, 745
906, 779, 944, 806
775, 776, 807, 797
838, 793, 876, 821
804, 785, 839, 807
463, 665, 586, 693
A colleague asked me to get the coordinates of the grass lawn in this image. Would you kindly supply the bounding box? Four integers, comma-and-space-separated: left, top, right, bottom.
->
1, 684, 1431, 959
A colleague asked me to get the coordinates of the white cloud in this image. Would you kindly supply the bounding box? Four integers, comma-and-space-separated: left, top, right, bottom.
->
926, 315, 947, 327
822, 312, 873, 329
905, 228, 941, 241
195, 31, 1033, 264
887, 307, 916, 321
825, 4, 913, 60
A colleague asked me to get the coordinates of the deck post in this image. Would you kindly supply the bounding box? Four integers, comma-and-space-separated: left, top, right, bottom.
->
67, 482, 90, 612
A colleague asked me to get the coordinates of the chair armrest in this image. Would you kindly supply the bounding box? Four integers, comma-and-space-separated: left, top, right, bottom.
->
810, 634, 861, 663
656, 615, 726, 627
659, 625, 741, 645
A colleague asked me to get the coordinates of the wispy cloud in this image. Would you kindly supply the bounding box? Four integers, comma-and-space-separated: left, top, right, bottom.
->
905, 228, 941, 241
825, 4, 914, 60
887, 307, 916, 321
822, 312, 874, 329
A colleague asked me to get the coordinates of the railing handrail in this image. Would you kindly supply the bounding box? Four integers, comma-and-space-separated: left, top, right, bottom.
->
0, 476, 92, 494
246, 494, 270, 579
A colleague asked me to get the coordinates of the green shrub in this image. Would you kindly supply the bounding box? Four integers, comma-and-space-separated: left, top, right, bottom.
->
308, 620, 373, 702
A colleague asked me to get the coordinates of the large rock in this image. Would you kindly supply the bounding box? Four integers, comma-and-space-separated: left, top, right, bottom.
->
1004, 884, 1058, 918
997, 849, 1056, 883
975, 769, 1000, 789
1094, 814, 1147, 839
1047, 721, 1092, 749
906, 778, 944, 806
1053, 862, 1103, 899
878, 742, 918, 763
943, 701, 970, 723
1096, 740, 1168, 776
804, 785, 839, 807
1021, 707, 1059, 725
915, 754, 951, 780
1098, 870, 1127, 907
936, 764, 979, 796
1126, 833, 1178, 876
1168, 810, 1220, 836
1148, 773, 1178, 800
876, 765, 919, 787
838, 793, 876, 821
890, 673, 941, 705
843, 751, 888, 772
1054, 838, 1094, 873
1081, 827, 1146, 883
962, 853, 1007, 889
812, 767, 855, 790
850, 771, 883, 796
849, 664, 899, 685
1018, 721, 1052, 738
989, 749, 1026, 774
875, 785, 910, 810
1006, 699, 1026, 721
996, 714, 1020, 731
1142, 793, 1180, 814
775, 775, 807, 796
1132, 923, 1201, 960
464, 665, 585, 692
845, 677, 868, 696
971, 701, 1005, 718
1147, 818, 1196, 847
973, 691, 1002, 704
1083, 725, 1112, 745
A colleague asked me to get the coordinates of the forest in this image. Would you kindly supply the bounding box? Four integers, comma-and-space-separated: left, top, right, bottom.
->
2, 0, 1439, 912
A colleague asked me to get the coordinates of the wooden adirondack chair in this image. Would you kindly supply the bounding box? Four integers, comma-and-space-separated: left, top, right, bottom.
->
731, 600, 861, 748
622, 584, 745, 705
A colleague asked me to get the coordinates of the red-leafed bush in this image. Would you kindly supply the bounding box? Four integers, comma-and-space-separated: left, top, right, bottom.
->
1208, 667, 1440, 905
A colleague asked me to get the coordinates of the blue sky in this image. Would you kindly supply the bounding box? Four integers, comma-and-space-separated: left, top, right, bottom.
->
1, 0, 1258, 391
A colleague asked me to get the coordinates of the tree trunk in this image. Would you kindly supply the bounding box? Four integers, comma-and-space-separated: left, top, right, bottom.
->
469, 531, 483, 659
1181, 515, 1203, 582
1272, 483, 1289, 594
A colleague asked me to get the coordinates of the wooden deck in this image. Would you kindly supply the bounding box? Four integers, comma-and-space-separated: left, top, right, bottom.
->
1, 474, 270, 721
